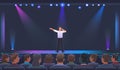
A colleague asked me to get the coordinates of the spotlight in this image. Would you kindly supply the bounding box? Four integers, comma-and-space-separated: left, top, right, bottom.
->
55, 4, 58, 6
19, 4, 22, 6
31, 3, 34, 7
78, 6, 82, 10
67, 4, 70, 6
92, 4, 95, 6
85, 4, 89, 7
103, 4, 105, 6
37, 5, 40, 8
15, 4, 17, 6
97, 4, 100, 6
25, 4, 28, 6
60, 3, 65, 7
50, 4, 53, 6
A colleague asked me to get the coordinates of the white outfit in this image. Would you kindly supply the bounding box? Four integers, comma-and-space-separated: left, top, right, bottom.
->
53, 30, 66, 38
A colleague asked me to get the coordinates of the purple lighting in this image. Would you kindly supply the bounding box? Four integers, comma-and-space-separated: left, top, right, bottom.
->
106, 31, 110, 50
58, 5, 66, 28
1, 13, 5, 50
37, 5, 40, 8
15, 5, 32, 25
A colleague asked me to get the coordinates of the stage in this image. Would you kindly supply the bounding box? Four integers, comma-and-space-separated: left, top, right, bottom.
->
13, 50, 119, 55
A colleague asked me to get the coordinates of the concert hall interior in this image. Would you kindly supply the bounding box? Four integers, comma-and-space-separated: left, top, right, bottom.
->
0, 0, 120, 70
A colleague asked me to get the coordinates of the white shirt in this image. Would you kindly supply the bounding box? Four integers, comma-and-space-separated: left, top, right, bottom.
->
53, 30, 66, 38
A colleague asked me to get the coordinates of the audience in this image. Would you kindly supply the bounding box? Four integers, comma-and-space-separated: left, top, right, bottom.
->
98, 54, 113, 67
21, 54, 32, 67
88, 54, 99, 67
31, 54, 45, 68
0, 53, 120, 70
66, 54, 78, 67
43, 54, 55, 68
0, 54, 10, 67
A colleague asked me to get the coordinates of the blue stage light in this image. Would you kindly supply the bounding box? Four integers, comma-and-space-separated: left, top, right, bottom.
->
67, 4, 70, 6
103, 4, 105, 6
50, 4, 53, 6
55, 4, 58, 6
31, 3, 34, 7
60, 3, 65, 7
37, 5, 40, 8
78, 6, 82, 10
15, 4, 17, 6
86, 4, 88, 6
98, 4, 100, 6
19, 4, 22, 6
92, 4, 95, 6
25, 4, 28, 6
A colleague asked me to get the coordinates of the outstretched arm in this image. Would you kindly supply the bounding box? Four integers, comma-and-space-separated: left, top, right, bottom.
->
49, 28, 55, 31
49, 28, 58, 32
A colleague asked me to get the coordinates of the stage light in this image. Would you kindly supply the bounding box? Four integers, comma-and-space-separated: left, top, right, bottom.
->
55, 4, 58, 6
31, 3, 34, 7
15, 4, 17, 6
50, 4, 53, 6
78, 6, 82, 10
85, 4, 89, 7
60, 3, 65, 7
37, 5, 40, 8
19, 4, 22, 6
97, 4, 100, 6
67, 4, 70, 6
92, 4, 95, 6
103, 4, 105, 6
25, 4, 28, 6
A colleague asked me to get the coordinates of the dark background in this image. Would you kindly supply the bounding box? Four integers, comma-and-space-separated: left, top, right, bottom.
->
0, 4, 119, 50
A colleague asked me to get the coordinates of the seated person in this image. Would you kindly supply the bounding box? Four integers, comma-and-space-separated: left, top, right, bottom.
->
31, 54, 45, 68
0, 54, 10, 67
66, 54, 78, 67
79, 53, 88, 66
111, 54, 119, 64
21, 54, 32, 67
7, 53, 23, 67
50, 54, 70, 69
88, 54, 99, 67
43, 54, 55, 68
98, 54, 113, 68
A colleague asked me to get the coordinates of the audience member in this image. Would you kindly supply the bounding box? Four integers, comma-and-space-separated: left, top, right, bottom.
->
98, 54, 113, 67
31, 54, 45, 68
88, 54, 99, 67
43, 54, 55, 68
21, 54, 32, 67
50, 54, 70, 68
0, 54, 10, 67
8, 53, 23, 67
66, 54, 78, 67
111, 54, 119, 64
79, 53, 88, 65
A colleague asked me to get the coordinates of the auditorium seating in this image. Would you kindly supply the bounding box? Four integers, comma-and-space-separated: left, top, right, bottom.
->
49, 67, 71, 70
96, 67, 117, 70
3, 67, 25, 70
0, 67, 120, 70
25, 67, 47, 70
74, 66, 95, 70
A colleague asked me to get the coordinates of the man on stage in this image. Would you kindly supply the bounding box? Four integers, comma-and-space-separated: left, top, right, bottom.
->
50, 27, 67, 53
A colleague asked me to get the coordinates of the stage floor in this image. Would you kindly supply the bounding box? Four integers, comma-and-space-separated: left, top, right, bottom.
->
15, 50, 110, 54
